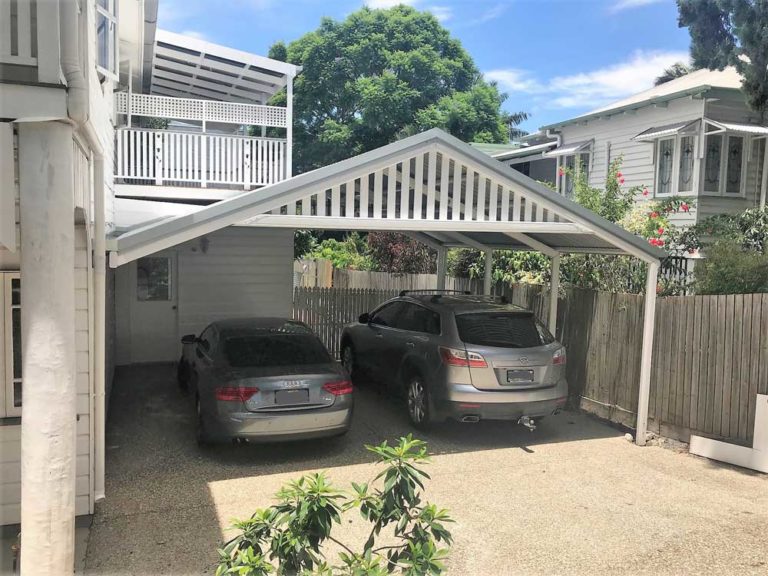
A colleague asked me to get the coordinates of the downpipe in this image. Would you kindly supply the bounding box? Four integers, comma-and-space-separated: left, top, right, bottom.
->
60, 0, 107, 502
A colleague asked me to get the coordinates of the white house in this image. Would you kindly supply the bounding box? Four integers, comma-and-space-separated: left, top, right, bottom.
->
491, 68, 768, 229
0, 2, 667, 574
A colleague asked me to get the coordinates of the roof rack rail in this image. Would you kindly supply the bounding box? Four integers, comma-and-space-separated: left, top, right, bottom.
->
399, 289, 472, 297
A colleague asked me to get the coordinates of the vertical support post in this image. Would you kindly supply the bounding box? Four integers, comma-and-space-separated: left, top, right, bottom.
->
436, 247, 447, 290
760, 137, 767, 209
548, 253, 560, 335
93, 156, 106, 503
286, 73, 294, 178
154, 132, 163, 185
200, 134, 207, 189
18, 122, 77, 574
483, 250, 493, 295
127, 60, 133, 128
636, 260, 659, 446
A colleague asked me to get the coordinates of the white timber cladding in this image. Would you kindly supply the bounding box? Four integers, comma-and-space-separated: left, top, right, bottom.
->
0, 0, 37, 66
114, 227, 293, 365
115, 93, 288, 128
115, 128, 286, 188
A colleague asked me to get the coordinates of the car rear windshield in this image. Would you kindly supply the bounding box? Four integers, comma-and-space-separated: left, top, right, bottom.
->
224, 334, 331, 368
456, 312, 550, 349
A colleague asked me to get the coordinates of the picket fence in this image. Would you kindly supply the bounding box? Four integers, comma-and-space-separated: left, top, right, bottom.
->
293, 284, 768, 446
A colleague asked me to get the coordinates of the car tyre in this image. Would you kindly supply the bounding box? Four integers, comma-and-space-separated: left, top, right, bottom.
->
196, 395, 211, 446
341, 343, 358, 381
406, 373, 431, 430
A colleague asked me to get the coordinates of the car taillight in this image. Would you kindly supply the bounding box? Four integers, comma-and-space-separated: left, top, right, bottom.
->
439, 347, 487, 368
322, 380, 353, 395
552, 348, 566, 365
215, 386, 259, 402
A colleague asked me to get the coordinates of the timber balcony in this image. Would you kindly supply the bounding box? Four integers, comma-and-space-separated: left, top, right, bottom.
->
114, 92, 290, 192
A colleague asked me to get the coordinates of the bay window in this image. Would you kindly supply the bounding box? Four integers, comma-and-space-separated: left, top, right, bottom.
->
654, 133, 698, 196
560, 152, 590, 198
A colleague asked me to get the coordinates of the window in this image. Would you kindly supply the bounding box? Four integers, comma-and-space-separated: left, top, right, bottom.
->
224, 334, 331, 368
198, 325, 217, 355
702, 133, 747, 197
397, 303, 441, 335
370, 302, 404, 328
456, 312, 544, 349
559, 152, 590, 198
1, 272, 21, 418
136, 257, 171, 301
96, 0, 118, 80
654, 133, 699, 196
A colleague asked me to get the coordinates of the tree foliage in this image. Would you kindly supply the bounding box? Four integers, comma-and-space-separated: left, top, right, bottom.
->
654, 62, 694, 85
306, 232, 374, 270
367, 232, 436, 274
270, 6, 521, 172
216, 436, 453, 576
678, 0, 768, 116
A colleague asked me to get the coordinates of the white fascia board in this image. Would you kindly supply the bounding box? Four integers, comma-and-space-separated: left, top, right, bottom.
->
0, 84, 68, 122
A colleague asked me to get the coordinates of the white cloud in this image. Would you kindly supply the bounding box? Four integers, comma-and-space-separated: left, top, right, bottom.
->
469, 3, 507, 25
428, 5, 453, 22
364, 0, 417, 7
485, 50, 691, 111
179, 30, 209, 41
609, 0, 667, 14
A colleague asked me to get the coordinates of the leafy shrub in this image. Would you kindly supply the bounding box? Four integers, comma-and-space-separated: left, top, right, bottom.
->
216, 436, 452, 576
695, 240, 768, 295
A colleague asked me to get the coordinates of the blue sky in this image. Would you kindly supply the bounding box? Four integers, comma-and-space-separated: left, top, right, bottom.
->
158, 0, 692, 133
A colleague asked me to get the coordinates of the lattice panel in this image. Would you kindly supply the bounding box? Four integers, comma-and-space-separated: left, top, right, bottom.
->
115, 93, 288, 128
273, 148, 571, 224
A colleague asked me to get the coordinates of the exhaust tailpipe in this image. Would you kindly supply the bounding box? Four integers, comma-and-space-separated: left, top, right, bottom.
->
461, 415, 480, 423
518, 416, 536, 432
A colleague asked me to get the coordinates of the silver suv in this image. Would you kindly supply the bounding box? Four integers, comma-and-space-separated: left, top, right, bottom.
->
340, 291, 567, 429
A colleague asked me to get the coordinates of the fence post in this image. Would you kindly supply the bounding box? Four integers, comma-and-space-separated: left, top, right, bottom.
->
636, 261, 659, 446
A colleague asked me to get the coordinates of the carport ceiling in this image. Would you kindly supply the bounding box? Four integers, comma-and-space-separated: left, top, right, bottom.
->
107, 129, 664, 267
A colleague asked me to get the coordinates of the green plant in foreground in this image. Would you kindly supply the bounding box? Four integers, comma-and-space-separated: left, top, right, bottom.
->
216, 436, 453, 576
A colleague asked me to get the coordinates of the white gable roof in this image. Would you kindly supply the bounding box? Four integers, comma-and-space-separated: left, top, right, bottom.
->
108, 129, 664, 267
543, 67, 743, 130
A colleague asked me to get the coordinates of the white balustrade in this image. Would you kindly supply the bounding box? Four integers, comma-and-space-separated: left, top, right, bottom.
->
115, 128, 287, 189
115, 92, 288, 129
0, 0, 37, 66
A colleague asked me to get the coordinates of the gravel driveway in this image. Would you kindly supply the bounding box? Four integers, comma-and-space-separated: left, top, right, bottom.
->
85, 364, 768, 575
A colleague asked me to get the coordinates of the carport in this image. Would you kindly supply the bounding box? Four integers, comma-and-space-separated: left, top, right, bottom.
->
106, 128, 664, 445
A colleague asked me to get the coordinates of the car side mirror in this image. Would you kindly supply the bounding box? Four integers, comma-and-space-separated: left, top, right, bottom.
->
181, 334, 197, 344
358, 312, 370, 324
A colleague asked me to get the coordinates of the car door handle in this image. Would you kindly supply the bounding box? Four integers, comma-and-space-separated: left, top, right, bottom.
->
375, 333, 384, 338
406, 341, 415, 348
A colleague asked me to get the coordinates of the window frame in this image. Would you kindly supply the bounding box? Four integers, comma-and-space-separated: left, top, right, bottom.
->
558, 152, 591, 198
654, 133, 699, 197
396, 302, 441, 335
95, 0, 119, 82
701, 132, 748, 198
2, 272, 21, 418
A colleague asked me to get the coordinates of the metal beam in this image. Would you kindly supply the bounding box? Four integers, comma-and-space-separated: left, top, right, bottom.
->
444, 231, 492, 251
502, 232, 558, 257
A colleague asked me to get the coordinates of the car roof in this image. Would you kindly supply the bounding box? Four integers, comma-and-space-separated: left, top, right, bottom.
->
209, 317, 313, 337
398, 294, 532, 315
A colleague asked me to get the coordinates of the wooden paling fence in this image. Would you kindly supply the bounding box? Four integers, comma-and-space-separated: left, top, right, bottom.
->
293, 284, 768, 446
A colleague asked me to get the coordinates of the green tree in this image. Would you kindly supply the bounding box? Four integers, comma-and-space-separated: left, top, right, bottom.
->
654, 61, 693, 85
678, 0, 768, 116
270, 5, 522, 172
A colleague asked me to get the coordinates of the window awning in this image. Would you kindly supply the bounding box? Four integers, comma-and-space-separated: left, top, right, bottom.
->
495, 141, 557, 160
706, 120, 768, 136
543, 140, 592, 158
632, 120, 700, 141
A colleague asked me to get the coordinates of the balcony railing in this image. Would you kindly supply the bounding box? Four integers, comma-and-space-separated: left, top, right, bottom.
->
115, 92, 288, 129
115, 128, 287, 189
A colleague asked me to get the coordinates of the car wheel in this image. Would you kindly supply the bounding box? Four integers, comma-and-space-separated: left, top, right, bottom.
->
341, 343, 358, 380
196, 395, 210, 446
406, 374, 431, 430
177, 356, 188, 390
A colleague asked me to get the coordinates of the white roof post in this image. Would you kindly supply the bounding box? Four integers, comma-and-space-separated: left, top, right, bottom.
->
548, 254, 560, 335
760, 138, 767, 209
636, 260, 659, 446
18, 122, 77, 574
286, 73, 294, 178
483, 249, 493, 295
436, 247, 447, 290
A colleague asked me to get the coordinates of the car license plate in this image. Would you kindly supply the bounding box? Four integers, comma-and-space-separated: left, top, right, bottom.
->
506, 369, 534, 383
275, 389, 309, 405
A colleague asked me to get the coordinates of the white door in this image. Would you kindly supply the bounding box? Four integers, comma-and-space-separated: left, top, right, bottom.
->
131, 251, 179, 363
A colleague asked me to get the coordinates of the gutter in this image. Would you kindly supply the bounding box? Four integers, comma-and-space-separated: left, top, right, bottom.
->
60, 0, 107, 503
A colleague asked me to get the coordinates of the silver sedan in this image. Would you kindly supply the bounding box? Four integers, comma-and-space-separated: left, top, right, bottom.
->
179, 318, 353, 445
